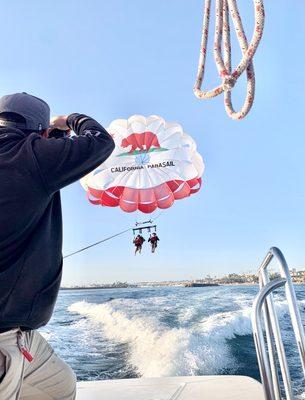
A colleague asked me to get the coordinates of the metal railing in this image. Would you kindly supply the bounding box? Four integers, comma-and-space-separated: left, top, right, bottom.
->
251, 247, 305, 400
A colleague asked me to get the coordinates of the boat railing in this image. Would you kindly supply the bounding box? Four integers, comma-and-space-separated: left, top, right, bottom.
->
251, 247, 305, 400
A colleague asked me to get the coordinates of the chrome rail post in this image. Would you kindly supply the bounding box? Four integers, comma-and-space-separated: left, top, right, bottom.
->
259, 252, 293, 399
261, 301, 282, 400
252, 247, 305, 400
252, 278, 287, 400
264, 248, 305, 375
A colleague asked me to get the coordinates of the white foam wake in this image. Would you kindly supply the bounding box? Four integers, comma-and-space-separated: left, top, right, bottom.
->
197, 297, 295, 340
68, 299, 261, 377
68, 295, 300, 379
69, 301, 195, 377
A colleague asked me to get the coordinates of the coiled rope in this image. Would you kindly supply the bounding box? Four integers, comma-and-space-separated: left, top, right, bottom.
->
194, 0, 265, 120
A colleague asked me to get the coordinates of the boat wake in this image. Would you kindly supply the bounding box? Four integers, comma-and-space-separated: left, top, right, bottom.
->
60, 286, 305, 396
68, 299, 261, 378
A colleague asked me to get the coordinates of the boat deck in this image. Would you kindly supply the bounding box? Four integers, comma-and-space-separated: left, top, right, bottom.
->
76, 375, 264, 400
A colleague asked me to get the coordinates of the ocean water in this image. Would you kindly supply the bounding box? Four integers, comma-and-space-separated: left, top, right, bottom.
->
40, 285, 305, 397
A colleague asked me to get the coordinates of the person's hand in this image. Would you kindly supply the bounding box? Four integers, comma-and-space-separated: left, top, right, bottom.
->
48, 116, 71, 138
50, 115, 69, 130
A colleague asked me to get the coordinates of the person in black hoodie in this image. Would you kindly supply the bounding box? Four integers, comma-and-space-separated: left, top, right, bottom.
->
0, 92, 115, 400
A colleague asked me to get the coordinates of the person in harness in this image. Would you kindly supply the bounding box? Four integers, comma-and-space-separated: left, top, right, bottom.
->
0, 92, 115, 400
148, 232, 160, 253
133, 234, 145, 255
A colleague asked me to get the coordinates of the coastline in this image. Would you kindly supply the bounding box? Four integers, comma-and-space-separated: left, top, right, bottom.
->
60, 282, 305, 290
60, 283, 259, 290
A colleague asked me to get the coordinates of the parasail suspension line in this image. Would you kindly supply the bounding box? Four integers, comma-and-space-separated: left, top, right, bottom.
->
132, 225, 157, 236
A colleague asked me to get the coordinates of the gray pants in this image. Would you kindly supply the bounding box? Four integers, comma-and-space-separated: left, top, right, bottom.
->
0, 329, 76, 400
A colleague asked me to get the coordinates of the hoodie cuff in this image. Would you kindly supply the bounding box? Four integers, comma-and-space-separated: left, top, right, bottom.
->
66, 113, 80, 131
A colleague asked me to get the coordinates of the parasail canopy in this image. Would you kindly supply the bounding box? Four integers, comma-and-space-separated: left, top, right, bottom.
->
81, 115, 204, 213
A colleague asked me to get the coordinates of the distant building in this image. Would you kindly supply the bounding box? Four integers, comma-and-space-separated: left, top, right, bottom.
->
290, 269, 305, 283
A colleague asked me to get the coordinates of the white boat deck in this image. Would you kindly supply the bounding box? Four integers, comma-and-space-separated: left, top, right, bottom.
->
76, 375, 264, 400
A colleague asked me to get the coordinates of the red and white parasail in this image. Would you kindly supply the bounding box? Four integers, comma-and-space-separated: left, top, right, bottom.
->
81, 115, 204, 213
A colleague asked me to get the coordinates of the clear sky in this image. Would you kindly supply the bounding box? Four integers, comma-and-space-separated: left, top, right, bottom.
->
1, 0, 305, 285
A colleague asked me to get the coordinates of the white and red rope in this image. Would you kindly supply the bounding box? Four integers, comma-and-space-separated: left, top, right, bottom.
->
194, 0, 265, 120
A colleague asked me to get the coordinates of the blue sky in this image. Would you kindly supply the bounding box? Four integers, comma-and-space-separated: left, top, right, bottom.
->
1, 1, 305, 285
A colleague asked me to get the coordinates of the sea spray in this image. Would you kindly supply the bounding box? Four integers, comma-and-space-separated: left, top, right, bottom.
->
68, 301, 241, 377
69, 301, 194, 377
68, 294, 297, 379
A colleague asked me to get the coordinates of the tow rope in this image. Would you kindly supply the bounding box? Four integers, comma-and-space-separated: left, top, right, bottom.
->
63, 228, 132, 259
194, 0, 265, 120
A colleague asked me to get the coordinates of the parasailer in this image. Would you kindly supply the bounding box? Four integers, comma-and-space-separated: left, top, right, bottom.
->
133, 234, 145, 255
81, 115, 204, 214
148, 233, 160, 253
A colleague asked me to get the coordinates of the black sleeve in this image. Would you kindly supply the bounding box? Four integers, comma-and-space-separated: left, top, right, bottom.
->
32, 113, 115, 194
